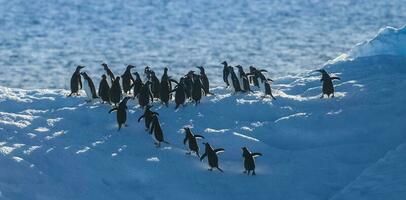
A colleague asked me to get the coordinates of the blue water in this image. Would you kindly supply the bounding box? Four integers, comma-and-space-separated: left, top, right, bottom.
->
0, 0, 405, 88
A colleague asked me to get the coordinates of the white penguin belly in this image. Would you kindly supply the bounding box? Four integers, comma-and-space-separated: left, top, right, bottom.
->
83, 80, 92, 100
227, 75, 234, 90
238, 75, 243, 89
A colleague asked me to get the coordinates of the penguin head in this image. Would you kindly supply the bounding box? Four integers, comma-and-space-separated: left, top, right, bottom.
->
228, 66, 235, 72
196, 66, 205, 73
267, 78, 273, 82
221, 61, 228, 66
241, 147, 250, 157
76, 65, 85, 71
126, 65, 135, 70
132, 72, 140, 78
101, 63, 108, 68
101, 74, 107, 79
164, 67, 168, 72
115, 76, 121, 81
316, 69, 328, 75
80, 72, 88, 78
235, 65, 243, 70
144, 66, 150, 73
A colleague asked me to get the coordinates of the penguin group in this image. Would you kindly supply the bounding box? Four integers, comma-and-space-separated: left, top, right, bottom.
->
68, 61, 340, 175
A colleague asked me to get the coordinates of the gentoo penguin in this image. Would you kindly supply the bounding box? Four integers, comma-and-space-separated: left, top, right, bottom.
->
263, 78, 276, 100
68, 65, 84, 97
248, 66, 268, 88
171, 78, 187, 109
143, 66, 151, 82
200, 142, 225, 172
149, 114, 169, 147
80, 72, 98, 102
108, 97, 131, 131
235, 65, 251, 92
197, 66, 212, 96
183, 127, 205, 157
150, 71, 160, 99
221, 61, 230, 86
138, 81, 153, 108
248, 66, 259, 87
121, 65, 135, 94
160, 67, 171, 107
228, 66, 242, 93
110, 76, 122, 106
191, 74, 203, 105
138, 105, 159, 131
98, 74, 110, 104
317, 69, 340, 98
242, 147, 262, 175
102, 63, 115, 87
131, 72, 143, 98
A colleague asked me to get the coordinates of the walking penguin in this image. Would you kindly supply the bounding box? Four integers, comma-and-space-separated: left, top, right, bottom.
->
200, 142, 225, 172
98, 74, 110, 104
149, 114, 169, 147
241, 147, 262, 175
138, 105, 159, 131
317, 69, 340, 98
183, 127, 205, 157
68, 65, 84, 97
108, 97, 131, 131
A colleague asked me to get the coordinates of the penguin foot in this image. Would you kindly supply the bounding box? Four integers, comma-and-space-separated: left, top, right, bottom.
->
243, 170, 247, 174
185, 152, 191, 155
208, 168, 213, 171
125, 124, 128, 127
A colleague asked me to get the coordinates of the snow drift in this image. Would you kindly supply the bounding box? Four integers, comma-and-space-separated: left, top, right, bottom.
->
1, 26, 406, 200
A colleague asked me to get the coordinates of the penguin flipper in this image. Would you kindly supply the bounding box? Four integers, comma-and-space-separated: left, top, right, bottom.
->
183, 137, 188, 145
214, 148, 225, 154
251, 153, 263, 157
331, 77, 341, 80
108, 108, 117, 113
200, 153, 207, 161
216, 167, 224, 172
194, 135, 205, 139
137, 115, 145, 122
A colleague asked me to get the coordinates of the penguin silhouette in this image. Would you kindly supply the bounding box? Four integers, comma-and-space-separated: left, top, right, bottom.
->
160, 67, 172, 107
150, 71, 160, 99
242, 147, 262, 175
235, 65, 251, 92
98, 74, 110, 104
183, 127, 205, 158
108, 97, 131, 131
102, 63, 115, 87
131, 72, 143, 98
80, 72, 98, 102
247, 66, 268, 88
200, 142, 225, 172
221, 61, 230, 86
150, 114, 169, 147
317, 69, 340, 98
228, 66, 242, 93
184, 71, 194, 99
68, 65, 84, 97
121, 65, 135, 94
263, 78, 276, 100
171, 78, 187, 109
191, 74, 203, 105
110, 76, 122, 106
196, 66, 212, 96
138, 81, 153, 108
138, 105, 159, 131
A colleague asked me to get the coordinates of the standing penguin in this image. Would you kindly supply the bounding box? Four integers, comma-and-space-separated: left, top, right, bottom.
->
263, 78, 276, 100
183, 127, 205, 157
200, 142, 225, 172
98, 74, 110, 104
149, 115, 169, 147
228, 66, 242, 93
143, 66, 151, 82
80, 72, 98, 102
248, 66, 268, 88
317, 69, 340, 98
197, 66, 212, 96
138, 105, 159, 131
138, 81, 154, 108
110, 76, 122, 106
150, 71, 160, 99
108, 97, 131, 131
68, 65, 84, 97
121, 65, 135, 94
102, 63, 115, 87
221, 61, 230, 86
191, 75, 203, 105
184, 71, 195, 99
160, 67, 171, 107
171, 78, 187, 109
241, 147, 262, 176
248, 66, 259, 88
235, 65, 251, 92
131, 72, 143, 98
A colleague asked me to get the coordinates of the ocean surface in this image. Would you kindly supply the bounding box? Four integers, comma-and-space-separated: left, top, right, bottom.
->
0, 0, 405, 89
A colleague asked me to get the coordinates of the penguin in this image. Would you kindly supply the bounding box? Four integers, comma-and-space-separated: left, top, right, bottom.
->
138, 105, 159, 131
68, 65, 84, 97
263, 78, 276, 100
197, 66, 212, 96
108, 97, 131, 131
200, 142, 225, 172
235, 65, 251, 92
143, 66, 151, 82
247, 66, 268, 88
160, 67, 171, 107
191, 74, 203, 105
183, 127, 205, 157
102, 63, 115, 87
131, 72, 143, 98
80, 72, 98, 102
228, 66, 242, 93
184, 71, 194, 99
317, 69, 340, 98
110, 76, 122, 106
150, 71, 160, 99
138, 81, 154, 108
248, 66, 259, 88
171, 78, 187, 109
121, 65, 135, 94
241, 147, 262, 175
221, 61, 230, 86
149, 114, 169, 147
98, 74, 110, 104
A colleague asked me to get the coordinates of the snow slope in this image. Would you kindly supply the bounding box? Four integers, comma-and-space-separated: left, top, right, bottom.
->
1, 26, 406, 199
